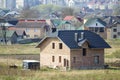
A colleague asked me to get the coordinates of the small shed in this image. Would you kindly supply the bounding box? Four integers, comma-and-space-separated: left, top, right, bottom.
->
23, 60, 40, 70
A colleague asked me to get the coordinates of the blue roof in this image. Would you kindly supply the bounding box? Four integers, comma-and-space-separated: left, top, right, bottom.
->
37, 30, 111, 49
58, 30, 110, 49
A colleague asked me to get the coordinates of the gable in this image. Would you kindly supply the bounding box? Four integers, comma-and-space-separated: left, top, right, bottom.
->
85, 18, 107, 27
36, 37, 70, 51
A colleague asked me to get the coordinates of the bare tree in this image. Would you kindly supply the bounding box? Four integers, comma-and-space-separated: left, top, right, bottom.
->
20, 8, 40, 18
61, 7, 74, 18
112, 2, 120, 16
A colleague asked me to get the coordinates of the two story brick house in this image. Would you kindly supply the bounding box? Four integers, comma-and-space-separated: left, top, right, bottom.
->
36, 30, 110, 69
15, 19, 50, 39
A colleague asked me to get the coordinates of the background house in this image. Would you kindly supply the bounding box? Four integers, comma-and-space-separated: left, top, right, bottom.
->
15, 19, 50, 39
103, 16, 120, 39
8, 27, 27, 40
36, 30, 110, 70
64, 16, 83, 29
0, 30, 18, 44
84, 18, 107, 39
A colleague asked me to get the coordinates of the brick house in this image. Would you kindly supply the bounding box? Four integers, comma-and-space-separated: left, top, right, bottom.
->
15, 19, 50, 39
36, 30, 110, 69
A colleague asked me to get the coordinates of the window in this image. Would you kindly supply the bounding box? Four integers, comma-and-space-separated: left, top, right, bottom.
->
94, 56, 99, 64
59, 43, 63, 49
52, 43, 55, 49
113, 35, 117, 38
113, 29, 117, 32
26, 28, 29, 32
1, 39, 3, 42
96, 23, 98, 26
83, 48, 86, 56
59, 56, 61, 63
34, 35, 38, 38
99, 27, 104, 32
64, 59, 66, 67
73, 57, 76, 63
52, 56, 55, 62
118, 32, 120, 35
64, 59, 69, 67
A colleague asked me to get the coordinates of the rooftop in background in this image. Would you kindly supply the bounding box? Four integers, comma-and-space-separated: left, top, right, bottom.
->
15, 19, 47, 28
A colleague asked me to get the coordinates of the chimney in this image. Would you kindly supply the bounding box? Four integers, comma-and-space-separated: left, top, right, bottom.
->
80, 32, 84, 39
74, 33, 78, 42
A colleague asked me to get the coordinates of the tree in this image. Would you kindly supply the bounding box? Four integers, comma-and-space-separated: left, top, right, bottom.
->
33, 4, 62, 18
112, 2, 120, 16
61, 7, 74, 18
19, 8, 40, 18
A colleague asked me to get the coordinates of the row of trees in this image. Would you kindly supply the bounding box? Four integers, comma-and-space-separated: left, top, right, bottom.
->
19, 4, 80, 19
19, 4, 120, 19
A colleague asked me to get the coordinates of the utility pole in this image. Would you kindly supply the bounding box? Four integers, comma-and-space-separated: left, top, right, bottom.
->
0, 18, 7, 44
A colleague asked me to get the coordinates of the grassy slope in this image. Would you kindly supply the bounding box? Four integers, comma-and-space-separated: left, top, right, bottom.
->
105, 39, 120, 58
0, 43, 40, 54
0, 69, 120, 80
0, 40, 120, 80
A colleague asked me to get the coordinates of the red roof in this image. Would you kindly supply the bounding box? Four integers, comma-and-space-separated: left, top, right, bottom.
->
19, 19, 46, 23
8, 27, 17, 30
64, 16, 74, 20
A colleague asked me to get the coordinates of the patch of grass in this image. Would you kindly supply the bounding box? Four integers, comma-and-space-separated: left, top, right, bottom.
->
0, 44, 39, 54
105, 39, 120, 58
106, 50, 120, 58
0, 69, 120, 80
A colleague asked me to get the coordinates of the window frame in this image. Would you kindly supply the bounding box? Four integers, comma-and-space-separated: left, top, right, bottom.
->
59, 56, 61, 63
52, 43, 55, 49
94, 55, 99, 64
59, 43, 63, 49
83, 48, 86, 56
113, 28, 117, 32
52, 56, 55, 62
73, 57, 76, 63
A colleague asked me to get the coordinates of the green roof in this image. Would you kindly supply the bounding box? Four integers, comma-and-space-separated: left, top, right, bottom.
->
51, 19, 62, 27
0, 30, 16, 38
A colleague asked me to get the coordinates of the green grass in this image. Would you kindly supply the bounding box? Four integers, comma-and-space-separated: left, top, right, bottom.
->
0, 40, 120, 80
0, 69, 120, 80
105, 39, 120, 58
0, 43, 40, 54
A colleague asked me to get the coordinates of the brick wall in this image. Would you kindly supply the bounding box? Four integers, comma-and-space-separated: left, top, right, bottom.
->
39, 38, 105, 69
40, 38, 70, 68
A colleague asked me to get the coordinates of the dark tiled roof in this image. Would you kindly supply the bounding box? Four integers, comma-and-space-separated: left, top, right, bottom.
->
58, 30, 110, 49
37, 30, 111, 49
